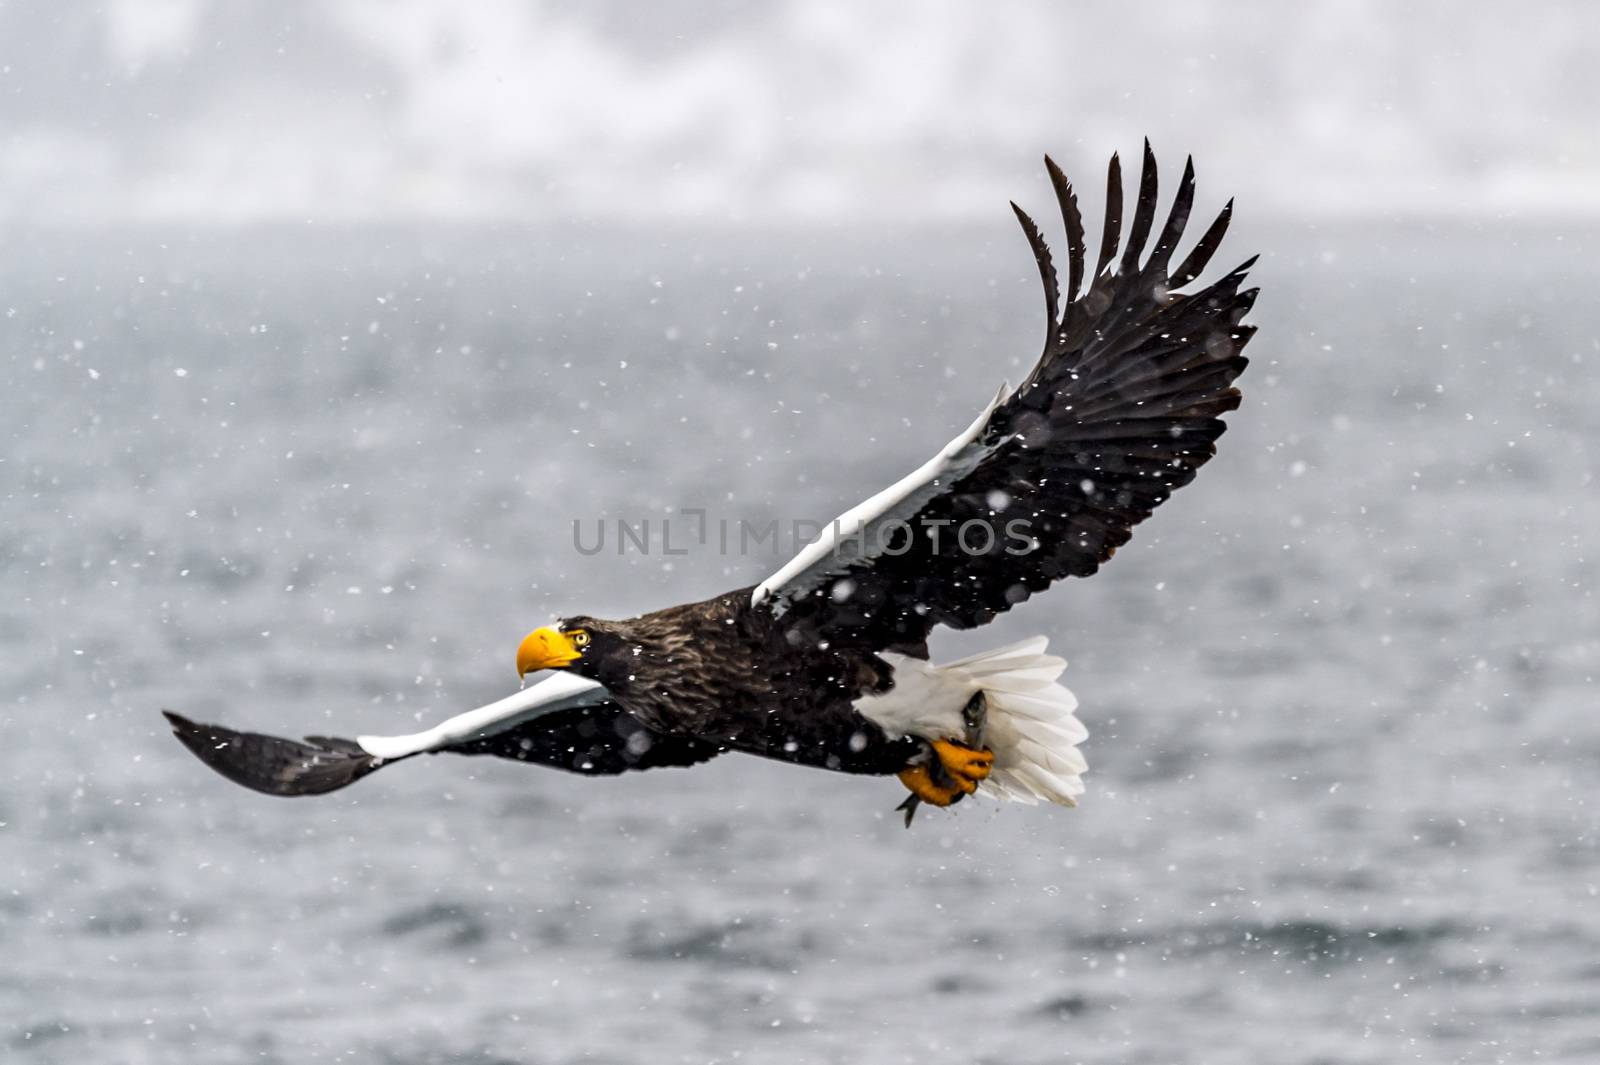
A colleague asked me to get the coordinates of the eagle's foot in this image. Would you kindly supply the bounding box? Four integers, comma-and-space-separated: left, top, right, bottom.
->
931, 737, 993, 794
897, 763, 967, 808
895, 738, 994, 822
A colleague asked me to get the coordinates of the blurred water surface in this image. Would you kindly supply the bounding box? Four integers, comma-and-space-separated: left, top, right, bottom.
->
2, 218, 1596, 1063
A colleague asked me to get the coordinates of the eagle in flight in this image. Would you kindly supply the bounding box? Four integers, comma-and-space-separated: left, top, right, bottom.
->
166, 144, 1258, 825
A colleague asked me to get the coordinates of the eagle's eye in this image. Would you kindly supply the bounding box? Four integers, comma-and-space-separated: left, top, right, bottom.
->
570, 630, 591, 648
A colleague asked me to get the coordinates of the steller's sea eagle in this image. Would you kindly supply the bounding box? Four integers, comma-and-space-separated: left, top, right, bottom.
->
166, 144, 1258, 825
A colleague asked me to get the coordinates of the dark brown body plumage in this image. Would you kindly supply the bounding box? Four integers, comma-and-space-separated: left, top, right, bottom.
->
561, 589, 925, 775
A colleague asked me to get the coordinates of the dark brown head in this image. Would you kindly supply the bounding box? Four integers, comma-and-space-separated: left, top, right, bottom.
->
515, 616, 637, 688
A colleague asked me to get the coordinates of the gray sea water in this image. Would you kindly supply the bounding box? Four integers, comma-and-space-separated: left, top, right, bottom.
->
2, 219, 1596, 1064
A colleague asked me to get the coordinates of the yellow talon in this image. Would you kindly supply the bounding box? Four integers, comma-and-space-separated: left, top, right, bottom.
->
896, 739, 995, 809
931, 738, 993, 788
897, 764, 966, 807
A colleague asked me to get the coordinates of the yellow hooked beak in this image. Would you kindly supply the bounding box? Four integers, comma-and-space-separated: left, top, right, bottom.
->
516, 626, 583, 677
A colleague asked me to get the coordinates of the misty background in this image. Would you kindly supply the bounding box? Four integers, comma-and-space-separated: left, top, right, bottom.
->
3, 4, 1598, 1065
3, 0, 1599, 225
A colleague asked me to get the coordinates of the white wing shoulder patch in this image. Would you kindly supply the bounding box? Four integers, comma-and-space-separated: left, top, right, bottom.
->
356, 671, 612, 760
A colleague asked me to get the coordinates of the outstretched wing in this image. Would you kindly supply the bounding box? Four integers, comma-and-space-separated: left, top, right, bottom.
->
442, 704, 723, 774
164, 673, 720, 797
754, 144, 1257, 650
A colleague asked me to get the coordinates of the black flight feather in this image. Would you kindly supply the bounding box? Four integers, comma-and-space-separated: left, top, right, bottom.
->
1044, 155, 1086, 305
163, 710, 386, 797
1094, 152, 1123, 278
1010, 201, 1059, 351
1170, 198, 1233, 289
1146, 155, 1196, 278
1119, 140, 1159, 274
762, 145, 1260, 651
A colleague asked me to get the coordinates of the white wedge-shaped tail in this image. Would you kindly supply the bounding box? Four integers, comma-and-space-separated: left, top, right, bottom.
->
946, 637, 1087, 806
856, 636, 1087, 806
